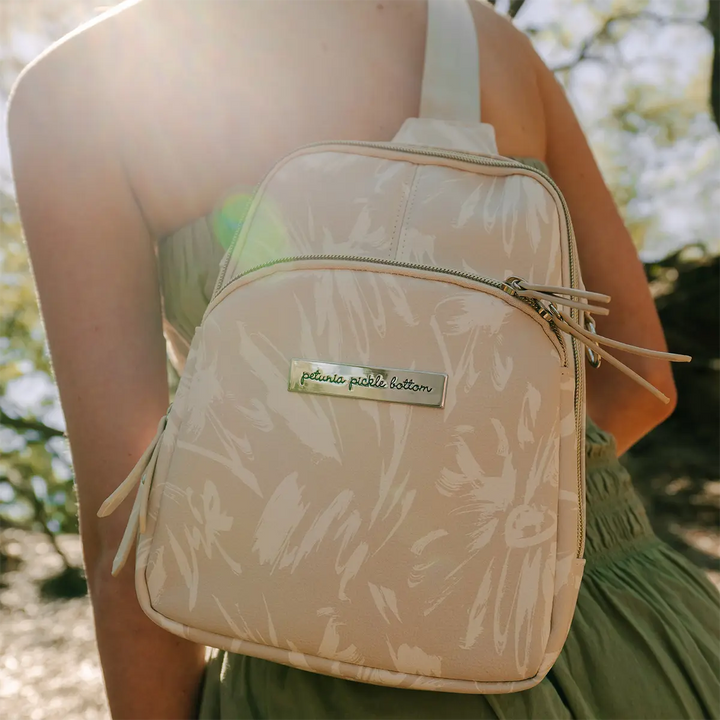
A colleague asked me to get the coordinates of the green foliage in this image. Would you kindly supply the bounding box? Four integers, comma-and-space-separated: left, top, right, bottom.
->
625, 247, 720, 570
39, 565, 88, 600
0, 199, 48, 378
0, 196, 77, 553
518, 0, 718, 256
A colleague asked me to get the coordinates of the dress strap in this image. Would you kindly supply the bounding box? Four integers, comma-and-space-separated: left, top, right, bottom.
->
419, 0, 481, 122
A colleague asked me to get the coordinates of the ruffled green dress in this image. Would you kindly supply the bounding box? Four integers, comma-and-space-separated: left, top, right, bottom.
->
196, 423, 720, 719
157, 160, 720, 720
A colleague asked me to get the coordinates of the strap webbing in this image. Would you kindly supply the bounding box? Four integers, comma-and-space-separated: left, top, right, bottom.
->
419, 0, 481, 122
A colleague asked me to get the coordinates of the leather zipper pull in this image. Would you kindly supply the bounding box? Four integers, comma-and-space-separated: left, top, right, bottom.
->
96, 412, 168, 576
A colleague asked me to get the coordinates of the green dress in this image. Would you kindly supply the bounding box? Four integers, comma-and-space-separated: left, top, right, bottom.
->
157, 160, 720, 720
194, 417, 720, 719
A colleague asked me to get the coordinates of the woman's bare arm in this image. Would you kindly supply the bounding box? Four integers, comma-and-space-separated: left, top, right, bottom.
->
532, 48, 677, 454
8, 26, 205, 720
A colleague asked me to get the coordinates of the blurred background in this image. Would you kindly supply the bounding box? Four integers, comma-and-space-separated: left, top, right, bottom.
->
0, 1, 718, 718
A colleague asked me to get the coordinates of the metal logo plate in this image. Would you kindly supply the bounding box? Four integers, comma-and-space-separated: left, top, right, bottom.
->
288, 359, 447, 408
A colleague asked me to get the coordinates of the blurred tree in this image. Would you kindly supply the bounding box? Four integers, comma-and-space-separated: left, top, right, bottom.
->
0, 184, 78, 559
518, 0, 716, 257
625, 248, 720, 571
707, 0, 719, 127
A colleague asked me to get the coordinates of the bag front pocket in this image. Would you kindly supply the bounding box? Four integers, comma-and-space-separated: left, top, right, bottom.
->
147, 260, 567, 684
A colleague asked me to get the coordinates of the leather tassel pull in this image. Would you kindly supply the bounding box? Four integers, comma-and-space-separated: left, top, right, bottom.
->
97, 412, 168, 576
507, 277, 691, 404
550, 310, 689, 404
138, 434, 163, 535
110, 492, 142, 576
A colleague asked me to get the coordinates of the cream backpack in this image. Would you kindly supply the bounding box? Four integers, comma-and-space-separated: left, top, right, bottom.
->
100, 0, 688, 694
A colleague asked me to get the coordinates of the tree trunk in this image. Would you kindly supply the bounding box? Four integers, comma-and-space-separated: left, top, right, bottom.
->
708, 0, 719, 129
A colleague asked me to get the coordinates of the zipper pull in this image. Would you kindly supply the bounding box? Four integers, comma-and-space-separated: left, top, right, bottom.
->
505, 277, 611, 315
97, 411, 168, 576
584, 315, 602, 368
506, 276, 691, 404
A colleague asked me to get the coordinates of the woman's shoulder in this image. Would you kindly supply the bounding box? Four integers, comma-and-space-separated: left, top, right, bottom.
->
12, 9, 199, 242
7, 1, 154, 147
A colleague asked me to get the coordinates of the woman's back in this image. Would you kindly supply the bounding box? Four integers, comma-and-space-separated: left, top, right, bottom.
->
52, 0, 545, 238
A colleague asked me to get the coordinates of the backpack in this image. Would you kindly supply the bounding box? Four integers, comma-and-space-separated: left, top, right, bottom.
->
99, 0, 688, 693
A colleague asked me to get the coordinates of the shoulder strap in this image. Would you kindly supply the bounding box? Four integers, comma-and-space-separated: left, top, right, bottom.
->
419, 0, 481, 122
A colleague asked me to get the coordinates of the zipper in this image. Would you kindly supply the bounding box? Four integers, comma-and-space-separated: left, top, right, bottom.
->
211, 253, 566, 367
212, 140, 584, 558
213, 141, 579, 296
